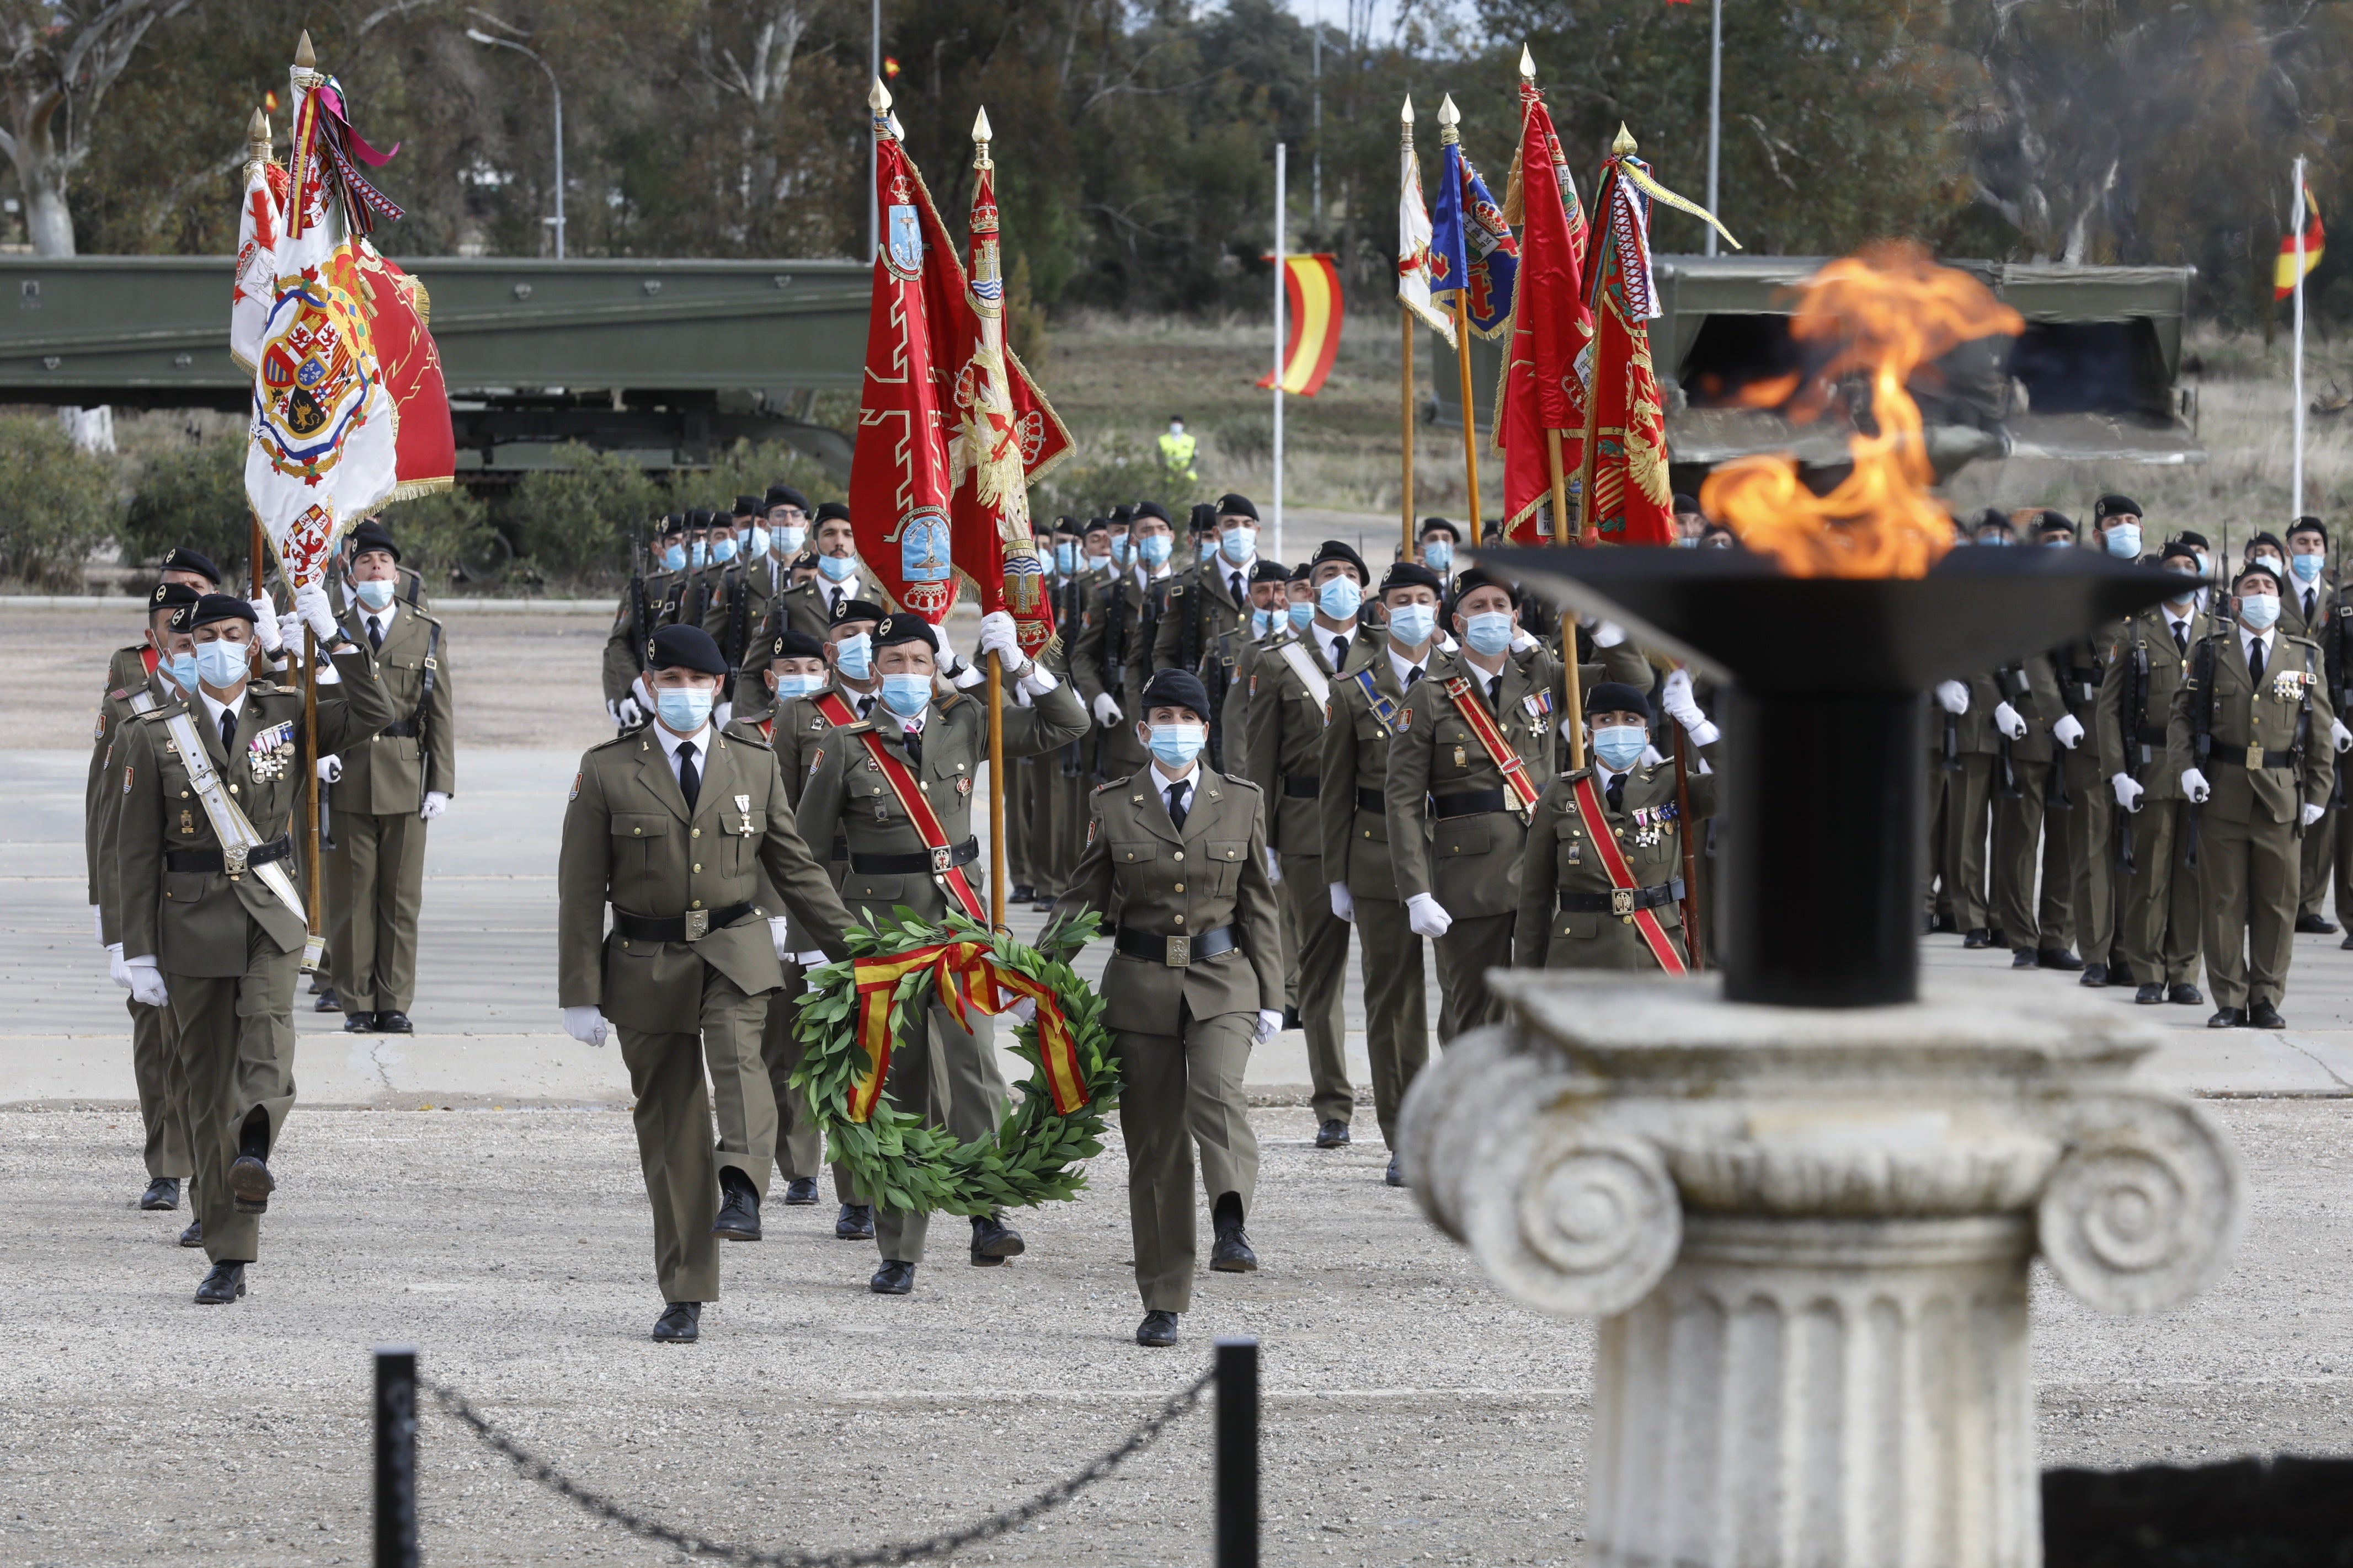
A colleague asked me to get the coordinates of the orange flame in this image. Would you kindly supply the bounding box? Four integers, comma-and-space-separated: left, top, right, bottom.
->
1699, 242, 2023, 577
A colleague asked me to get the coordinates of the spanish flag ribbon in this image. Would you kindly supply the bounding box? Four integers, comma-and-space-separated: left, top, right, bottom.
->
847, 941, 1091, 1123
2276, 184, 2325, 301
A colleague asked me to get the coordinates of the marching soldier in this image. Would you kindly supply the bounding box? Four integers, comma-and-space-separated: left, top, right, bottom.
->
1515, 677, 1719, 970
2036, 512, 2119, 987
794, 612, 1089, 1293
319, 521, 455, 1035
2100, 543, 2211, 1005
115, 586, 396, 1304
557, 625, 855, 1342
1073, 502, 1176, 786
603, 515, 687, 729
1151, 494, 1262, 768
1020, 517, 1098, 911
100, 548, 224, 697
1242, 541, 1379, 1149
703, 493, 794, 697
2168, 562, 2335, 1029
1044, 668, 1284, 1348
779, 502, 884, 639
1986, 639, 2080, 970
1416, 518, 1460, 589
1929, 662, 2002, 945
2280, 517, 2351, 933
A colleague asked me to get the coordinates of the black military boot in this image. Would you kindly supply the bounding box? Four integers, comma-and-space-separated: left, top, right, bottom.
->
194, 1262, 246, 1304
652, 1302, 701, 1343
711, 1169, 762, 1241
228, 1112, 273, 1215
835, 1203, 875, 1240
970, 1212, 1026, 1266
1135, 1310, 1180, 1347
782, 1177, 819, 1205
1209, 1193, 1257, 1272
140, 1176, 180, 1211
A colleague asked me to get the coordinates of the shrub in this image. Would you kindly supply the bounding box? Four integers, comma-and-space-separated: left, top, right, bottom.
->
502, 443, 670, 581
120, 430, 246, 576
0, 414, 123, 590
370, 486, 498, 587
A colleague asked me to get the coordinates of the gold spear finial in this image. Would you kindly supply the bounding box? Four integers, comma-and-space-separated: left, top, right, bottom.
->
869, 77, 892, 112
244, 106, 273, 177
1613, 122, 1639, 155
1437, 93, 1461, 145
295, 30, 315, 69
1519, 44, 1536, 79
972, 105, 993, 143
1400, 94, 1415, 126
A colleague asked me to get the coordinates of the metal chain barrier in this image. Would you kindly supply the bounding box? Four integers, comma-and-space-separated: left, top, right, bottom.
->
418, 1368, 1215, 1568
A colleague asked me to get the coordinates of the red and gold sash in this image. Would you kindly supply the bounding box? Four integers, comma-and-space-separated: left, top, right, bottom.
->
1569, 771, 1687, 976
846, 939, 1089, 1121
1442, 674, 1543, 817
832, 695, 986, 924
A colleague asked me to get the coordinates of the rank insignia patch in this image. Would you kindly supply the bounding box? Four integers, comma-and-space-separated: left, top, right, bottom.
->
809, 748, 824, 776
1399, 707, 1412, 729
569, 770, 581, 801
122, 765, 134, 794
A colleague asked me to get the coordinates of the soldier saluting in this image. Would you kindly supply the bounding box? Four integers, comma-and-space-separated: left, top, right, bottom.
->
114, 586, 394, 1305
557, 625, 856, 1344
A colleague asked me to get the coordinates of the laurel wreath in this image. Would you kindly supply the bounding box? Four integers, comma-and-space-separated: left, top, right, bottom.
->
789, 909, 1119, 1217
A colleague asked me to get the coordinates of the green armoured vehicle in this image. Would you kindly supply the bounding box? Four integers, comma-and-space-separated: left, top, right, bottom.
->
1430, 254, 2203, 496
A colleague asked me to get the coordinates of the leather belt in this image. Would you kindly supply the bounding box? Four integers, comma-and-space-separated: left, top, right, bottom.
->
1282, 775, 1320, 798
1357, 788, 1386, 814
1431, 788, 1508, 819
613, 899, 759, 943
378, 720, 420, 738
2136, 724, 2169, 746
1561, 877, 1685, 916
2212, 747, 2294, 769
851, 836, 980, 875
1114, 923, 1237, 966
165, 834, 293, 875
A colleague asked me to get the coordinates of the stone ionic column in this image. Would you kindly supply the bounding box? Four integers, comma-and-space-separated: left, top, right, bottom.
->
1399, 975, 2240, 1568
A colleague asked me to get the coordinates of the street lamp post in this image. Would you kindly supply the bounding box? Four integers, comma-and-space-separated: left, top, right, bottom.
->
465, 28, 565, 259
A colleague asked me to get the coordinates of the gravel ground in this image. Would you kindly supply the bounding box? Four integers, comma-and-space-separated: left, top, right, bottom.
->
4, 1098, 2351, 1567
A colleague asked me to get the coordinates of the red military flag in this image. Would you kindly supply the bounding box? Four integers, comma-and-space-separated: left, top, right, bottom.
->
1491, 57, 1592, 542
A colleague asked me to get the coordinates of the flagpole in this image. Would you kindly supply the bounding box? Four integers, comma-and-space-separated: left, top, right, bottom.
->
1273, 142, 1287, 563
244, 106, 272, 604
291, 30, 328, 970
1526, 45, 1584, 768
1399, 100, 1416, 561
969, 107, 1012, 931
1438, 96, 1484, 547
1704, 0, 1722, 259
2293, 156, 2307, 518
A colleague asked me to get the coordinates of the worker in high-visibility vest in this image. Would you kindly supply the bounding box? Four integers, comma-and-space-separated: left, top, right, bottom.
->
1157, 416, 1198, 484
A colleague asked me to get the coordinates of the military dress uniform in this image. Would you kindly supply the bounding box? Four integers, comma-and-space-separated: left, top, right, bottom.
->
1515, 747, 1718, 968
705, 547, 801, 693
1071, 566, 1168, 782
602, 565, 686, 711
556, 708, 854, 1308
1151, 554, 1253, 767
2052, 635, 2118, 981
1987, 651, 2077, 963
1931, 671, 2002, 939
793, 655, 1088, 1274
323, 596, 455, 1027
2166, 622, 2336, 1021
2098, 601, 2206, 998
115, 625, 396, 1277
2286, 572, 2347, 928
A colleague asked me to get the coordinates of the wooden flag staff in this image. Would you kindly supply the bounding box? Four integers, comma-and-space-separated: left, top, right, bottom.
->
970, 105, 1012, 932
1437, 95, 1483, 549
1399, 98, 1418, 561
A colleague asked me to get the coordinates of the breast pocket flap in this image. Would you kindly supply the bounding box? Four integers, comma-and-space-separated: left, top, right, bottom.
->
612, 811, 672, 839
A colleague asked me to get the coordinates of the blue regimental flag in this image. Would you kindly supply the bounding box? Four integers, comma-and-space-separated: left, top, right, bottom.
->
1431, 140, 1520, 340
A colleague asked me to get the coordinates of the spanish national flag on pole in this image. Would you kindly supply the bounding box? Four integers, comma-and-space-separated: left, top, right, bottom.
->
1258, 254, 1343, 395
2277, 185, 2324, 300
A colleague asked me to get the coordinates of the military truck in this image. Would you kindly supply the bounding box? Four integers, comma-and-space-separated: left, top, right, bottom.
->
1430, 254, 2203, 499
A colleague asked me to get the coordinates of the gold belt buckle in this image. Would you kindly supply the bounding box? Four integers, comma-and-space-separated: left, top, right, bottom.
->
683, 909, 711, 941
2247, 742, 2265, 768
929, 845, 954, 874
1165, 934, 1192, 966
1610, 887, 1634, 917
222, 843, 249, 880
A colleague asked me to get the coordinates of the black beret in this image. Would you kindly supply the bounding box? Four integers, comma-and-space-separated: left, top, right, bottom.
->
2174, 529, 2211, 549
2030, 510, 2074, 536
149, 581, 204, 616
158, 547, 223, 585
2247, 531, 2286, 556
814, 501, 852, 525
1287, 561, 1314, 582
2093, 494, 2143, 521
1188, 502, 1218, 534
188, 592, 258, 629
733, 495, 764, 517
1417, 516, 1461, 541
1133, 501, 1172, 526
2289, 515, 2329, 542
1380, 561, 1445, 597
1670, 494, 1703, 515
1250, 559, 1292, 585
1449, 566, 1520, 609
686, 507, 716, 529
792, 551, 821, 569
349, 519, 401, 561
660, 513, 687, 537
2235, 563, 2283, 592
1214, 493, 1259, 522
872, 613, 937, 651
772, 628, 827, 660
1109, 504, 1138, 527
1310, 539, 1370, 583
1081, 516, 1111, 538
1052, 515, 1085, 538
2159, 542, 2203, 568
1584, 681, 1651, 717
1140, 667, 1211, 718
1971, 507, 2012, 533
766, 485, 810, 512
649, 624, 728, 676
831, 597, 888, 626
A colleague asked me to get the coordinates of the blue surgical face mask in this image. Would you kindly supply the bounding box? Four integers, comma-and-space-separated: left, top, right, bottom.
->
1138, 534, 1172, 568
662, 544, 686, 572
747, 527, 770, 558
1055, 542, 1077, 574
2104, 525, 2142, 559
1287, 600, 1316, 633
1463, 609, 1515, 656
818, 552, 857, 582
1219, 526, 1257, 564
2043, 536, 2072, 549
833, 632, 873, 681
166, 650, 200, 694
2195, 551, 2212, 576
711, 537, 739, 564
1146, 722, 1205, 770
1317, 576, 1363, 622
879, 672, 932, 718
1673, 534, 1700, 548
656, 684, 714, 732
2292, 550, 2324, 582
194, 639, 250, 690
1387, 602, 1437, 647
772, 672, 825, 702
1977, 532, 2012, 548
1251, 608, 1275, 639
1592, 724, 1648, 773
2239, 593, 2281, 630
2253, 552, 2284, 579
355, 578, 395, 611
1423, 539, 1453, 572
1111, 536, 1133, 566
775, 525, 805, 556
690, 540, 708, 569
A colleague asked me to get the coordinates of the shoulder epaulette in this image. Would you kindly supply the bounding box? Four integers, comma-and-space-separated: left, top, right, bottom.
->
108, 686, 132, 702
842, 719, 877, 735
1224, 774, 1263, 793
1095, 772, 1135, 793
586, 731, 634, 753
722, 723, 773, 750
134, 705, 175, 725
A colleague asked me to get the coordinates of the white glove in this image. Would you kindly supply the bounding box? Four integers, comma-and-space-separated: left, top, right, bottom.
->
1253, 1009, 1284, 1043
1328, 881, 1355, 923
1935, 680, 1970, 715
90, 905, 104, 945
1510, 627, 1541, 654
769, 916, 791, 960
2302, 802, 2328, 828
419, 790, 450, 821
275, 612, 305, 656
1660, 668, 1703, 727
2052, 713, 2085, 750
1993, 702, 2028, 741
2181, 767, 2211, 804
249, 595, 282, 654
316, 755, 343, 783
1264, 847, 1283, 884
562, 1005, 609, 1046
946, 654, 987, 691
1006, 995, 1039, 1025
1589, 619, 1626, 649
2110, 773, 2144, 812
977, 610, 1024, 666
107, 943, 129, 989
294, 581, 339, 644
611, 695, 645, 729
2334, 718, 2352, 753
1407, 891, 1453, 939
1092, 692, 1124, 727
125, 955, 168, 1008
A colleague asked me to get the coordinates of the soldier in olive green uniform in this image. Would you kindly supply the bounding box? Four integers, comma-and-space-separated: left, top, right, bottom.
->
1044, 668, 1284, 1348
115, 588, 397, 1304
2279, 517, 2352, 933
1986, 645, 2080, 969
1241, 541, 1379, 1146
2100, 543, 2212, 1005
321, 522, 455, 1034
705, 490, 809, 701
1928, 663, 2002, 944
1150, 494, 1263, 769
1072, 502, 1177, 782
2168, 563, 2336, 1029
1517, 678, 1719, 968
604, 516, 689, 727
794, 612, 1090, 1292
773, 501, 886, 643
558, 625, 855, 1342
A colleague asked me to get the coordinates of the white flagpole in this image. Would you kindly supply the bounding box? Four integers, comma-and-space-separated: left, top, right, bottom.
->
1273, 141, 1287, 562
2293, 156, 2307, 518
1705, 0, 1722, 258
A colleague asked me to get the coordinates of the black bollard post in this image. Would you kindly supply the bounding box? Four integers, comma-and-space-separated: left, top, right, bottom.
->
1214, 1337, 1259, 1568
375, 1344, 419, 1568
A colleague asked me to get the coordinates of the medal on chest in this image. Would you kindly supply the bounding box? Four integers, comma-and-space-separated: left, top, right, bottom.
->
735, 793, 754, 836
246, 720, 296, 783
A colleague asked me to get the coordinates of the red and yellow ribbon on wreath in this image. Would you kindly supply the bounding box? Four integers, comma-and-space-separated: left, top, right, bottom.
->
847, 941, 1090, 1122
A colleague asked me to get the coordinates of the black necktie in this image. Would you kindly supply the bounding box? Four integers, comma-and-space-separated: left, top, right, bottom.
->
1229, 571, 1244, 606
1406, 665, 1423, 687
2249, 638, 2266, 683
1331, 636, 1348, 670
218, 707, 237, 754
829, 587, 843, 617
1605, 774, 1626, 814
367, 616, 384, 651
676, 740, 700, 810
1487, 675, 1503, 710
1166, 778, 1191, 829
901, 726, 923, 768
2173, 621, 2189, 657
